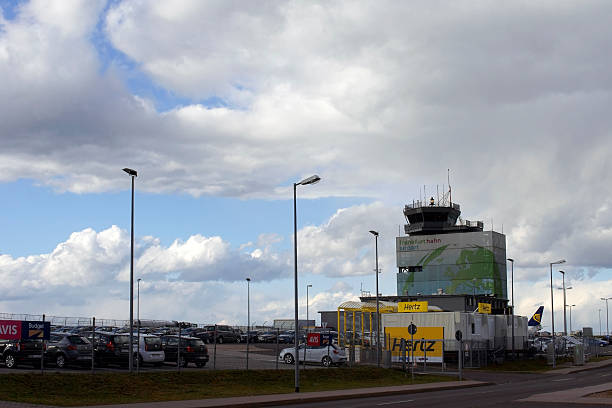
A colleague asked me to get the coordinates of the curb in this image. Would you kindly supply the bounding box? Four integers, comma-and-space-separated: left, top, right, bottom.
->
76, 381, 493, 408
233, 382, 494, 408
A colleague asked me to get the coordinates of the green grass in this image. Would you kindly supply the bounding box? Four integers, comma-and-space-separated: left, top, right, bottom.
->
476, 356, 575, 372
0, 367, 454, 406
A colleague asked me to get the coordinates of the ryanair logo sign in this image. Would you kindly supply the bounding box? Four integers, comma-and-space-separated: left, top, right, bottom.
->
532, 313, 541, 324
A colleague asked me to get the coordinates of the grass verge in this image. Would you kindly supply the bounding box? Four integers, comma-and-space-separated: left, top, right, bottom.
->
0, 367, 454, 406
476, 356, 574, 372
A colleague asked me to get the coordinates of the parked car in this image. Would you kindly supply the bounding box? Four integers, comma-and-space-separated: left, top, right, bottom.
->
240, 330, 259, 343
161, 335, 209, 367
201, 325, 241, 343
90, 331, 132, 367
137, 334, 164, 366
0, 339, 45, 369
45, 333, 92, 368
191, 329, 213, 344
279, 343, 346, 367
257, 331, 277, 343
278, 331, 294, 344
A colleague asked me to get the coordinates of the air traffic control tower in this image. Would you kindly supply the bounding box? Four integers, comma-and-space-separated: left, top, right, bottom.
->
396, 197, 507, 299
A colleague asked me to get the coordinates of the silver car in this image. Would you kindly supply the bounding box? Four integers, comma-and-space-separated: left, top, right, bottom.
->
279, 344, 346, 367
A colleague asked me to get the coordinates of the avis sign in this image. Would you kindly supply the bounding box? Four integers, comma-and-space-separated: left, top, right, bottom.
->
0, 320, 51, 340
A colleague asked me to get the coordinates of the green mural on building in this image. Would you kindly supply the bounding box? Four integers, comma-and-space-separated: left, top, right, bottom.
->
396, 231, 507, 298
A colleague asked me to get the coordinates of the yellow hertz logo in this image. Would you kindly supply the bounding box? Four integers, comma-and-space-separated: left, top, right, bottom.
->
533, 313, 541, 323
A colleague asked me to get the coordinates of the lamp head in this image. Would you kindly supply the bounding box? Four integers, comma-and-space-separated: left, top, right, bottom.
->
123, 168, 138, 177
551, 259, 566, 265
369, 230, 379, 236
507, 258, 514, 262
307, 284, 312, 288
296, 175, 320, 186
246, 278, 251, 282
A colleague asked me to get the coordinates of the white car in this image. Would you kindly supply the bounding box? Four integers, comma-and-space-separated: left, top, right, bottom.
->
279, 344, 346, 367
136, 334, 165, 365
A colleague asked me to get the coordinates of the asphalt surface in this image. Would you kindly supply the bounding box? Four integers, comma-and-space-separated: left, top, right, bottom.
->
0, 343, 292, 373
271, 364, 612, 407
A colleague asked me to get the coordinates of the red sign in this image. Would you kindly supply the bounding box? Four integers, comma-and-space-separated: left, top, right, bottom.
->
307, 333, 321, 346
0, 320, 21, 340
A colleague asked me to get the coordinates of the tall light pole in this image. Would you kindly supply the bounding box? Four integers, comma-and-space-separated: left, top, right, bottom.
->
567, 304, 576, 334
123, 167, 137, 373
549, 259, 565, 368
137, 278, 141, 373
601, 297, 611, 337
507, 258, 514, 359
293, 174, 320, 393
369, 230, 380, 368
559, 270, 567, 336
246, 278, 251, 370
599, 309, 603, 336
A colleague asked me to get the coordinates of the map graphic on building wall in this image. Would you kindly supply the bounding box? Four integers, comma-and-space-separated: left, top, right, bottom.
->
396, 231, 507, 298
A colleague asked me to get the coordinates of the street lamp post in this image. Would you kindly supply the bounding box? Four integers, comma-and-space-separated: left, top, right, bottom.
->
601, 297, 611, 337
369, 230, 380, 368
559, 271, 567, 336
549, 259, 566, 368
123, 167, 137, 373
137, 278, 141, 373
567, 304, 576, 334
246, 278, 251, 370
599, 309, 603, 336
293, 175, 320, 393
507, 258, 515, 359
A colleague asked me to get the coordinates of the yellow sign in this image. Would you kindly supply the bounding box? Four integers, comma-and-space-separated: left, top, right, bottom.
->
398, 301, 428, 313
478, 303, 492, 314
385, 326, 444, 362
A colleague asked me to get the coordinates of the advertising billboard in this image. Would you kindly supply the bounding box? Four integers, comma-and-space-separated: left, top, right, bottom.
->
385, 326, 444, 363
396, 231, 507, 298
0, 320, 50, 340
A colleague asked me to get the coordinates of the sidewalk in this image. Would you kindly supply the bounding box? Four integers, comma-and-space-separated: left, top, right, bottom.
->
542, 357, 612, 375
518, 382, 612, 405
80, 381, 488, 408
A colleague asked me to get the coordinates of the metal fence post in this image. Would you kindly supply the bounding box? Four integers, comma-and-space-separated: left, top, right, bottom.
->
40, 314, 45, 374
458, 339, 463, 381
213, 324, 217, 370
401, 338, 406, 373
411, 332, 414, 381
91, 317, 95, 373
276, 328, 279, 370
178, 322, 182, 372
422, 337, 426, 372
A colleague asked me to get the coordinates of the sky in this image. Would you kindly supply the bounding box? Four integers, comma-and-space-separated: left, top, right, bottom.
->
0, 0, 611, 334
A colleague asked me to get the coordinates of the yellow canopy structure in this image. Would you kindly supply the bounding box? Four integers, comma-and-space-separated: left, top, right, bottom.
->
336, 301, 398, 347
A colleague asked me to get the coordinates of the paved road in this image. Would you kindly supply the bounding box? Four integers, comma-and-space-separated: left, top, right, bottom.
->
270, 365, 612, 407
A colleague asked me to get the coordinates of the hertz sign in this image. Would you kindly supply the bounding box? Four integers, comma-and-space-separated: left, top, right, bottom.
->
385, 326, 444, 363
398, 301, 428, 313
0, 320, 51, 340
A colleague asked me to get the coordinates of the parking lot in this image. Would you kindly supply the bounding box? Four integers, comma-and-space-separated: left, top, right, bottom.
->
0, 343, 304, 374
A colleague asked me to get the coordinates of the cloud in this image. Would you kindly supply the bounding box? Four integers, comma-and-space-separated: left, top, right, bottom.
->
1, 1, 612, 326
